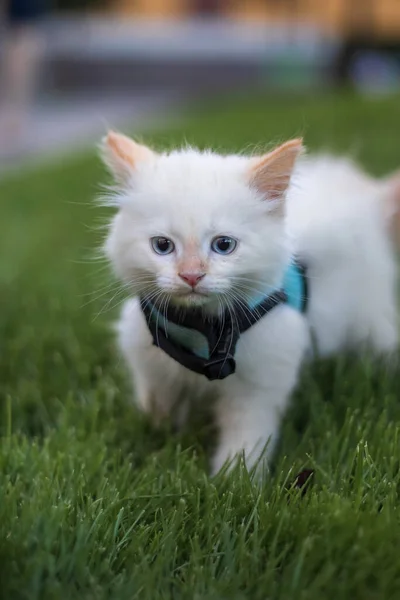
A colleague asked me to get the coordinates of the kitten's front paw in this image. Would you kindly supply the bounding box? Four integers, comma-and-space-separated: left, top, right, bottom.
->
211, 443, 268, 478
134, 390, 168, 427
210, 446, 237, 477
135, 390, 190, 431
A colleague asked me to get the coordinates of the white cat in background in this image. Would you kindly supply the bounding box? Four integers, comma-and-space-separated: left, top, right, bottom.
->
100, 132, 400, 476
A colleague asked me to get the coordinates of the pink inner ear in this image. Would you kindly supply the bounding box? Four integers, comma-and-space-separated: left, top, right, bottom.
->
107, 132, 137, 169
102, 131, 155, 183
249, 138, 303, 202
389, 173, 400, 207
384, 172, 400, 246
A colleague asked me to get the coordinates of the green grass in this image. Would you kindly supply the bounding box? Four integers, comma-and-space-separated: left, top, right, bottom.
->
1, 91, 400, 599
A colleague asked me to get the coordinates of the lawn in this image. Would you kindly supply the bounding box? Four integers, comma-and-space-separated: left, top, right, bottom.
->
1, 92, 400, 600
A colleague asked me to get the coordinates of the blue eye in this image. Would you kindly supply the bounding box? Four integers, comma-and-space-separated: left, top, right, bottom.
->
211, 236, 237, 255
151, 236, 175, 255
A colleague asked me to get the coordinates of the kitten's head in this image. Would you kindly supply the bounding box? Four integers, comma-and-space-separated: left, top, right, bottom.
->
101, 132, 302, 313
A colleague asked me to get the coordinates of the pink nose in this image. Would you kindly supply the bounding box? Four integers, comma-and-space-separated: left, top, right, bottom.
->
179, 272, 205, 288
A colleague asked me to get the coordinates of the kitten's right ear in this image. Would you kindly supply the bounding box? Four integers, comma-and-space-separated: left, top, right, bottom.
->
100, 131, 155, 185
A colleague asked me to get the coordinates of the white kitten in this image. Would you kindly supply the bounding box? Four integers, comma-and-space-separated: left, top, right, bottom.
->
100, 132, 399, 476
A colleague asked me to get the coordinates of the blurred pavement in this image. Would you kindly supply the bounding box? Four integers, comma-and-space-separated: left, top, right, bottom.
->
0, 16, 341, 174
45, 16, 340, 93
0, 90, 182, 173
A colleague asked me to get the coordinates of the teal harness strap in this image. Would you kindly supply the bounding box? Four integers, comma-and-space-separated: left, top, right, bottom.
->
283, 260, 308, 312
150, 312, 210, 359
140, 259, 308, 380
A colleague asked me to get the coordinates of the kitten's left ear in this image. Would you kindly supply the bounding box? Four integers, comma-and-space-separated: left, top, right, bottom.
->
100, 130, 156, 185
382, 169, 400, 248
249, 138, 304, 212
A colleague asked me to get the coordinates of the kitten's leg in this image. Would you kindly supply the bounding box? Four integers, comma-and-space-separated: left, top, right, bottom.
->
212, 307, 309, 476
212, 388, 285, 476
117, 298, 186, 427
368, 314, 398, 358
351, 270, 399, 360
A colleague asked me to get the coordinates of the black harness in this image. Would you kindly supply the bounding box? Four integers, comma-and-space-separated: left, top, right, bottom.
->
140, 261, 308, 381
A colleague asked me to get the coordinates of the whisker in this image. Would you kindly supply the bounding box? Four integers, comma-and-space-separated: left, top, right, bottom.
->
208, 295, 226, 357
222, 290, 255, 362
231, 286, 265, 322
82, 274, 156, 308
223, 296, 236, 372
92, 286, 128, 321
163, 294, 172, 339
81, 283, 126, 309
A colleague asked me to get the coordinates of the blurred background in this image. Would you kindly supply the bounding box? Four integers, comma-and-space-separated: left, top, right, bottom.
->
1, 0, 400, 169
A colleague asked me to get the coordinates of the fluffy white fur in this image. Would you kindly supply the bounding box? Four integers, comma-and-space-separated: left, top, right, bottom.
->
101, 132, 399, 476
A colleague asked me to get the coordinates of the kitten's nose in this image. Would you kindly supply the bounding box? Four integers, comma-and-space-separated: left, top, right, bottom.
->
179, 272, 206, 288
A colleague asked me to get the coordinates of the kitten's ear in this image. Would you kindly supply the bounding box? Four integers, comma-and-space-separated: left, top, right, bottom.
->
383, 170, 400, 217
249, 139, 303, 212
382, 170, 400, 248
100, 130, 155, 184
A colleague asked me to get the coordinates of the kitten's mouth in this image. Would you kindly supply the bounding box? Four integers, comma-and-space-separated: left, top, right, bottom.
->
175, 288, 208, 297
173, 290, 210, 306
